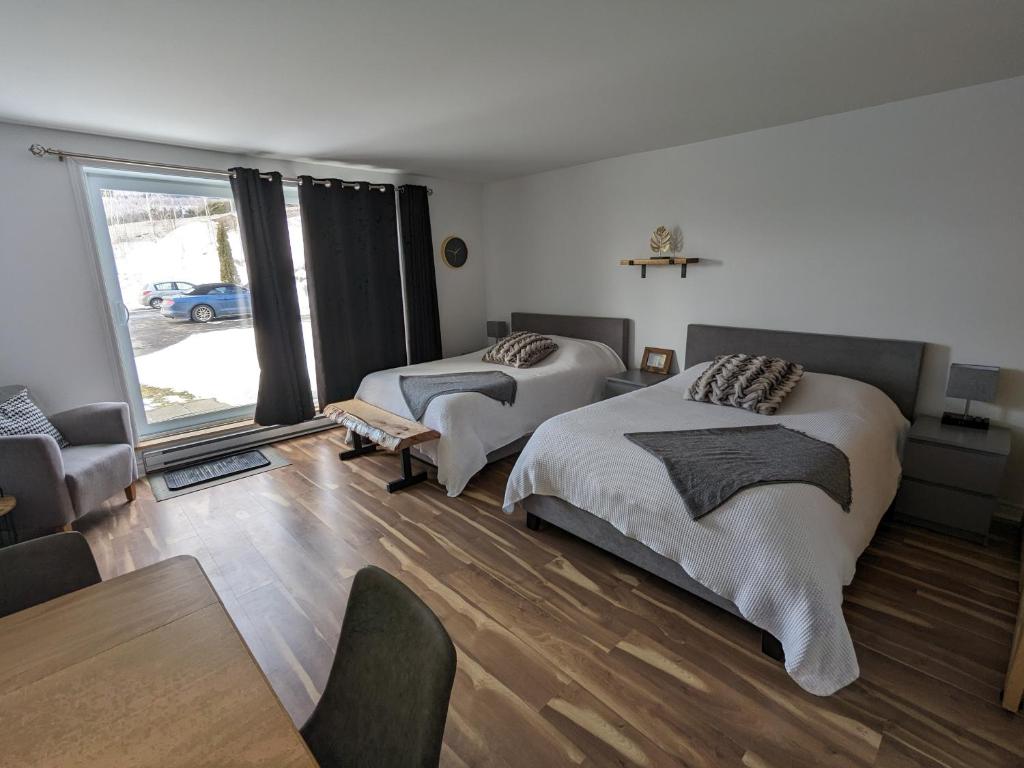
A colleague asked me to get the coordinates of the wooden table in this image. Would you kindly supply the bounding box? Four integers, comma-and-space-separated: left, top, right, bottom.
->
0, 556, 317, 766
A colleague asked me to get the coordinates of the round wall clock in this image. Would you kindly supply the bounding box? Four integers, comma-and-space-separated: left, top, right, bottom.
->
440, 235, 468, 268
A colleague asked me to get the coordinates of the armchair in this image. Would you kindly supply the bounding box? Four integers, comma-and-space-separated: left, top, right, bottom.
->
0, 386, 138, 540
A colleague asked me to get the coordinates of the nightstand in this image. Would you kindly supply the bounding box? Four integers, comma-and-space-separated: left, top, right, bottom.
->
603, 369, 670, 399
894, 416, 1010, 543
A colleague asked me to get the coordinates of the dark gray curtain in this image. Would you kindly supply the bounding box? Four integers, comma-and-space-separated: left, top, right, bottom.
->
229, 168, 315, 425
399, 185, 442, 363
299, 178, 407, 408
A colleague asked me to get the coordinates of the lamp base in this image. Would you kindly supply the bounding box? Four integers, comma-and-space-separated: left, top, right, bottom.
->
941, 411, 990, 430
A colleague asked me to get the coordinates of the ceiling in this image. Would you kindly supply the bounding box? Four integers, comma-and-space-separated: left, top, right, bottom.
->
2, 1, 1023, 181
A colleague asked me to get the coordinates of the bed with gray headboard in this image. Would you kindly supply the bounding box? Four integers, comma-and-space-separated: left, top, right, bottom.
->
354, 311, 630, 495
424, 312, 626, 462
472, 313, 629, 463
509, 323, 924, 695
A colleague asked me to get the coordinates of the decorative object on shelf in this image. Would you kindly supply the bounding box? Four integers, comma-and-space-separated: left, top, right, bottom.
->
942, 363, 999, 430
619, 256, 699, 278
486, 320, 508, 341
440, 235, 468, 268
641, 346, 674, 375
649, 226, 674, 258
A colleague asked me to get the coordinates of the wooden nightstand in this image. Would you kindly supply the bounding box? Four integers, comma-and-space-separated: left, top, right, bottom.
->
603, 369, 670, 399
894, 416, 1010, 543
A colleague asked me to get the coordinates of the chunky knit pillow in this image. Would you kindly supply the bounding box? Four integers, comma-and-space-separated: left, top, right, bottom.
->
482, 332, 558, 368
0, 389, 70, 447
688, 354, 804, 415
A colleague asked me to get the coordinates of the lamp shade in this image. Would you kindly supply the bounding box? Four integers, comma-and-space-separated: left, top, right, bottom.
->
486, 320, 508, 338
946, 363, 999, 403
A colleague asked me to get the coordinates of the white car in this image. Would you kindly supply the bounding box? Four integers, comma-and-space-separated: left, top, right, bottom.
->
138, 281, 195, 309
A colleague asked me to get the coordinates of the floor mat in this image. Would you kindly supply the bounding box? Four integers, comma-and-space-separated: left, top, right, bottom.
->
149, 447, 290, 501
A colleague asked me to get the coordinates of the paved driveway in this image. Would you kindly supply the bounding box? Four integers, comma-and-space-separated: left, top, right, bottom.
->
128, 308, 252, 355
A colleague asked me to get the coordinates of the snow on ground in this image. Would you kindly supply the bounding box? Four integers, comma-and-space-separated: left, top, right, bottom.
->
135, 320, 318, 407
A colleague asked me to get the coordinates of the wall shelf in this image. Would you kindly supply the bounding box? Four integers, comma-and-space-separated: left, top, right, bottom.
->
619, 257, 700, 278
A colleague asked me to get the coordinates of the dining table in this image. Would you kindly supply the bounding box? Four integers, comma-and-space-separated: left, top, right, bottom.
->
0, 555, 318, 766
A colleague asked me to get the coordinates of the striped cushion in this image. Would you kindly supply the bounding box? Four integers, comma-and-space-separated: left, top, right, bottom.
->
482, 332, 558, 368
0, 389, 70, 447
688, 354, 804, 416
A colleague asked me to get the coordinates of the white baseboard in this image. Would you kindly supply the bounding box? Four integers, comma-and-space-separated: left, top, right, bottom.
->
140, 417, 338, 474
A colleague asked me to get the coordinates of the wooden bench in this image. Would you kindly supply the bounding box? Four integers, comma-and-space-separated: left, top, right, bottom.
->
323, 399, 440, 492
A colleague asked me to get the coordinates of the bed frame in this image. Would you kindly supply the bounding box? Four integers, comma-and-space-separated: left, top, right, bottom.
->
522, 323, 925, 660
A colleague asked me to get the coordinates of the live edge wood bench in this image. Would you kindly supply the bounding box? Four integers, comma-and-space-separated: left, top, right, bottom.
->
323, 399, 440, 493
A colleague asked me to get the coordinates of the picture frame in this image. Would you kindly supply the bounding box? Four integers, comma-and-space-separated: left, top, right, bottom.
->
640, 346, 674, 375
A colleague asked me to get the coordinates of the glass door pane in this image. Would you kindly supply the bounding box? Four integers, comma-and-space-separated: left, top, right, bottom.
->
84, 169, 256, 436
83, 167, 317, 438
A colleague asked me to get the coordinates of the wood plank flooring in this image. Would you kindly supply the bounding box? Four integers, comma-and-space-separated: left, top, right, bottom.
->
75, 429, 1023, 767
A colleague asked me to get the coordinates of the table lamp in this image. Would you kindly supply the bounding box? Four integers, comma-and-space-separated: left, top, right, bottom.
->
487, 320, 508, 341
941, 363, 999, 430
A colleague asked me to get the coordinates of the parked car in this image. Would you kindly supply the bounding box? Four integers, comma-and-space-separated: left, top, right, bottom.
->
160, 283, 252, 323
138, 281, 195, 309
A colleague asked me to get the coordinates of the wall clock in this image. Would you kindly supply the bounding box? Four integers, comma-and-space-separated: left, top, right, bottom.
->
440, 235, 468, 268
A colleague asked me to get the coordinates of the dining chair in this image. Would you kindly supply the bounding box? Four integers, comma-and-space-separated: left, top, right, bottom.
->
0, 532, 101, 618
301, 566, 457, 768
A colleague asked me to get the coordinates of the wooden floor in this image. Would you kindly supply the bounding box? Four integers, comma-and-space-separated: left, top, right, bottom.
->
76, 429, 1023, 767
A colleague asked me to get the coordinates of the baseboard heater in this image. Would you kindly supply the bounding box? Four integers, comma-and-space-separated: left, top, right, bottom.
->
142, 417, 337, 474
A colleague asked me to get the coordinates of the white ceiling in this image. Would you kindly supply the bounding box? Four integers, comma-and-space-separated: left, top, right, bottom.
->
2, 1, 1023, 181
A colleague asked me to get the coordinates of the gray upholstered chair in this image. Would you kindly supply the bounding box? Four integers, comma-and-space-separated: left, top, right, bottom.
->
301, 566, 457, 768
0, 386, 137, 540
0, 532, 102, 618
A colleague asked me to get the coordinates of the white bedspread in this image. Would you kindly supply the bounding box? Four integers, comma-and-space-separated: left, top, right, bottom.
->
355, 336, 624, 496
503, 365, 908, 695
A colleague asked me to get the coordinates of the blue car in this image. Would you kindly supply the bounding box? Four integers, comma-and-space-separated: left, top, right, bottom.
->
160, 283, 252, 323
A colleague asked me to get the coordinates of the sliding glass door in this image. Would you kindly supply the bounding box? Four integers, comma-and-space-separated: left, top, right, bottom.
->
81, 167, 315, 438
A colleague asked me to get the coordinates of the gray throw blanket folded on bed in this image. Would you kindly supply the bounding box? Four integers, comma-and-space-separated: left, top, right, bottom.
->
624, 424, 851, 520
399, 371, 517, 420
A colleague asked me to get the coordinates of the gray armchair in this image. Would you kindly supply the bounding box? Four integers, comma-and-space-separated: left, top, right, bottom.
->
0, 386, 138, 540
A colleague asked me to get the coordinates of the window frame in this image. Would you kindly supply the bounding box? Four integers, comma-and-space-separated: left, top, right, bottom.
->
79, 165, 303, 438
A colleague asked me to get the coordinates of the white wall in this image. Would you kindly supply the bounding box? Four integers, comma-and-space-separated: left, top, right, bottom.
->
483, 77, 1024, 505
0, 121, 486, 414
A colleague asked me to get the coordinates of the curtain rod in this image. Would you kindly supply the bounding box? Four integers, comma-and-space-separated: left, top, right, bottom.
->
27, 144, 432, 195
